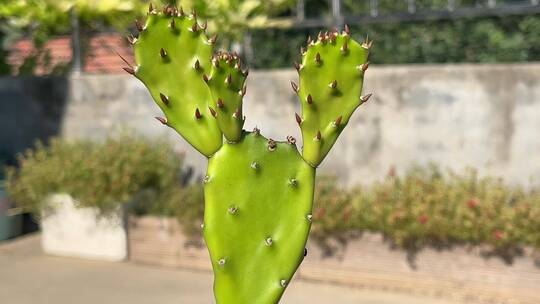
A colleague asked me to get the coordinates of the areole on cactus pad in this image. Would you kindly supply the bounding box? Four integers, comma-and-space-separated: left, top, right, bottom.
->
126, 4, 371, 304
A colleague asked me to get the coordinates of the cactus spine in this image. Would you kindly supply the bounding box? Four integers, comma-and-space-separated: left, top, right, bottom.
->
128, 5, 371, 304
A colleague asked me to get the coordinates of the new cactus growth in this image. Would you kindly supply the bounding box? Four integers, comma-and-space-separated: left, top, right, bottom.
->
127, 5, 371, 303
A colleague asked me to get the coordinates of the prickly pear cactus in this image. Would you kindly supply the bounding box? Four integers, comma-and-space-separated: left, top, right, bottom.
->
126, 4, 371, 304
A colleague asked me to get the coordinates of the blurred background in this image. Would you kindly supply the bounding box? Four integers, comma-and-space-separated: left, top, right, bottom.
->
0, 1, 539, 304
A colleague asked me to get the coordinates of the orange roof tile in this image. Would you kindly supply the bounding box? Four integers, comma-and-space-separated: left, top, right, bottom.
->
7, 33, 134, 75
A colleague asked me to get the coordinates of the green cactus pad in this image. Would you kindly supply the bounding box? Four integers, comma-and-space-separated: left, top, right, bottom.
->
203, 131, 315, 303
297, 30, 370, 167
133, 11, 223, 156
206, 52, 247, 143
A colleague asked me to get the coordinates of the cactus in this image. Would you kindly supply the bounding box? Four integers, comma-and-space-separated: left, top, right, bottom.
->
126, 5, 371, 304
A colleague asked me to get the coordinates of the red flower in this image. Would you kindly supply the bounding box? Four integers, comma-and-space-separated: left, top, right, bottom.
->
343, 207, 352, 222
387, 166, 396, 178
467, 198, 479, 209
418, 214, 429, 225
493, 230, 505, 240
314, 207, 326, 219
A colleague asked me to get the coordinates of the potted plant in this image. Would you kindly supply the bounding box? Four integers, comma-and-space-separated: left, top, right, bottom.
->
5, 135, 184, 261
0, 179, 23, 241
127, 182, 207, 267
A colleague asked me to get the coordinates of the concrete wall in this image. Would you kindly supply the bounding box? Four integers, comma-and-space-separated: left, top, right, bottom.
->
2, 63, 539, 186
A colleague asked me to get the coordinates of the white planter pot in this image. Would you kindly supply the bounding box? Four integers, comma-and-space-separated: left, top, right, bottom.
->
41, 194, 127, 261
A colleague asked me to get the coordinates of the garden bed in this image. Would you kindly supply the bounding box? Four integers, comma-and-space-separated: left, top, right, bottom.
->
129, 216, 540, 304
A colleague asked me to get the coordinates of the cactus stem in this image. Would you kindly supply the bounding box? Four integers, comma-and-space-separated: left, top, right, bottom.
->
268, 139, 277, 151
315, 52, 321, 64
225, 74, 232, 86
287, 136, 296, 145
217, 98, 224, 108
329, 80, 338, 89
307, 214, 313, 222
155, 116, 167, 125
159, 93, 170, 105
290, 81, 299, 94
280, 280, 288, 287
123, 67, 136, 75
333, 116, 343, 127
228, 205, 238, 214
195, 108, 202, 119
193, 59, 200, 70
265, 238, 273, 246
203, 74, 210, 83
135, 19, 144, 32
307, 94, 313, 105
361, 93, 373, 103
315, 131, 322, 141
160, 48, 167, 58
295, 113, 303, 125
218, 258, 226, 266
344, 24, 350, 35
251, 162, 259, 170
288, 178, 298, 187
209, 106, 217, 118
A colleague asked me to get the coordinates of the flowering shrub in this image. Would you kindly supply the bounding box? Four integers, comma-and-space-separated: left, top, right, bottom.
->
313, 166, 540, 251
5, 135, 185, 215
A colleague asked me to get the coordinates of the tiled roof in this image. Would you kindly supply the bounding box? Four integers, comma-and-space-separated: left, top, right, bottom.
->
7, 33, 134, 75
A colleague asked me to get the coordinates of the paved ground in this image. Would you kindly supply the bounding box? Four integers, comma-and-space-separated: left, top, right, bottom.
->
0, 234, 462, 304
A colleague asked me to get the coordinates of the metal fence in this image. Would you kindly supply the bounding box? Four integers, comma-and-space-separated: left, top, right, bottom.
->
292, 0, 540, 28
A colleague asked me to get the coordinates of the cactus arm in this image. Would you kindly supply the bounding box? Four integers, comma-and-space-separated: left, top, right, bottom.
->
296, 29, 371, 167
205, 52, 247, 143
204, 131, 315, 304
132, 9, 223, 157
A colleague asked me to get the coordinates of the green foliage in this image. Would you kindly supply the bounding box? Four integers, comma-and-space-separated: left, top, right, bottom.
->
0, 0, 147, 40
129, 182, 205, 237
5, 135, 184, 216
178, 0, 294, 45
249, 15, 539, 68
312, 166, 540, 252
